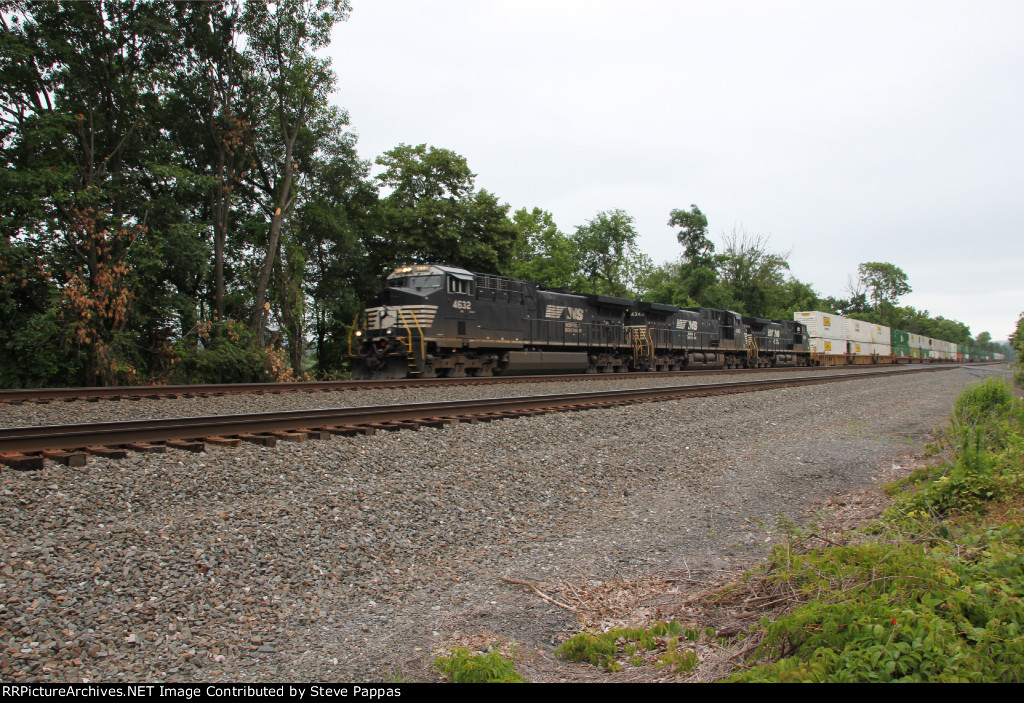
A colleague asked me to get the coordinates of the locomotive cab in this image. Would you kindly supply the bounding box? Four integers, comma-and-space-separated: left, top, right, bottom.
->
352, 264, 475, 378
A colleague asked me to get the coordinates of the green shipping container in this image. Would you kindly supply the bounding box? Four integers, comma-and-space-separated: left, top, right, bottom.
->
891, 329, 910, 356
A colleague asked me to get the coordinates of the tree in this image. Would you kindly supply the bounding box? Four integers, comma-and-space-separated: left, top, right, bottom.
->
569, 210, 651, 297
661, 204, 719, 305
0, 1, 193, 384
507, 207, 577, 287
668, 204, 715, 268
841, 274, 870, 315
240, 0, 351, 346
858, 262, 911, 309
717, 228, 792, 317
372, 143, 519, 275
1010, 314, 1023, 381
294, 131, 376, 376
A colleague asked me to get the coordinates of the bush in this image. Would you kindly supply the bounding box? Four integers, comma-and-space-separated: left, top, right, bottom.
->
555, 621, 699, 674
434, 647, 526, 683
726, 379, 1024, 682
728, 524, 1024, 682
166, 319, 302, 384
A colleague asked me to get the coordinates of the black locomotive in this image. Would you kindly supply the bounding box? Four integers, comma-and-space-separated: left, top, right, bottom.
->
349, 264, 811, 379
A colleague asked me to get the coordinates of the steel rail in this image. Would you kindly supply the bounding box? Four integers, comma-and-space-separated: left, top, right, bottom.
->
0, 367, 953, 455
0, 361, 969, 404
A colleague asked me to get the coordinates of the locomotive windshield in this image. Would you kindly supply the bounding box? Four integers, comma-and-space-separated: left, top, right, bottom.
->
388, 274, 443, 291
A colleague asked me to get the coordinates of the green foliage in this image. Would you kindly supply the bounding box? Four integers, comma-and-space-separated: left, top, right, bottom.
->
1012, 313, 1024, 384
434, 647, 526, 683
716, 228, 798, 317
668, 204, 714, 268
373, 144, 519, 275
885, 379, 1021, 519
857, 262, 911, 310
728, 379, 1024, 683
167, 320, 280, 384
569, 209, 651, 297
507, 207, 578, 288
555, 621, 700, 674
729, 528, 1024, 682
0, 0, 366, 385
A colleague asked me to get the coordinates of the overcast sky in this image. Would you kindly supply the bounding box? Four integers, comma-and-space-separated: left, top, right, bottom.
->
329, 1, 1023, 342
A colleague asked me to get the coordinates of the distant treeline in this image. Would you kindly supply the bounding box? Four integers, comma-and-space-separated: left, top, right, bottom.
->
0, 1, 1013, 387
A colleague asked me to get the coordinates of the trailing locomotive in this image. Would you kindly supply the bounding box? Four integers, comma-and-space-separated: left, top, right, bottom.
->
349, 264, 811, 379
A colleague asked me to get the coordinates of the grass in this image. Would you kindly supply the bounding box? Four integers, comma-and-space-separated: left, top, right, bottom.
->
433, 377, 1024, 683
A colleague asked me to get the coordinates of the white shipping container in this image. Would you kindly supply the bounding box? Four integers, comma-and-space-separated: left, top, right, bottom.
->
809, 337, 846, 354
848, 340, 872, 355
846, 317, 874, 343
908, 334, 923, 349
795, 311, 847, 340
872, 343, 892, 356
870, 324, 890, 344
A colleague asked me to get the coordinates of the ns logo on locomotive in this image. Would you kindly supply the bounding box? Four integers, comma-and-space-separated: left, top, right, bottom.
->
349, 264, 811, 379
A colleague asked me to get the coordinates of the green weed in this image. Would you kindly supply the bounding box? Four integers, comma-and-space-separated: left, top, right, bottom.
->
725, 379, 1024, 682
555, 620, 699, 674
434, 647, 526, 683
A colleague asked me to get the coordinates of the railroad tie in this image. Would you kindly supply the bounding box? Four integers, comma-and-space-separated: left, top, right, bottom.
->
85, 446, 129, 459
0, 452, 45, 471
164, 439, 206, 453
266, 431, 308, 442
40, 450, 87, 467
203, 436, 243, 447
237, 434, 279, 447
124, 442, 168, 454
322, 425, 377, 437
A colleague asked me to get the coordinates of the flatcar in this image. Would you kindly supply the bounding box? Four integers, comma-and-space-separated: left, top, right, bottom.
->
349, 264, 811, 379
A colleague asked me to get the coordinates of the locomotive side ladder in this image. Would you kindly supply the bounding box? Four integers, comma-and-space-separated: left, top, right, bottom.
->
629, 326, 655, 369
397, 308, 426, 376
746, 335, 759, 365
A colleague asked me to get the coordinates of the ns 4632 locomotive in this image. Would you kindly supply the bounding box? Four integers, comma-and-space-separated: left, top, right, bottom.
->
349, 264, 811, 379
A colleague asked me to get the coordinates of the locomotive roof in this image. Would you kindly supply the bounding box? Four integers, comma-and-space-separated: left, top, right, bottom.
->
389, 264, 474, 279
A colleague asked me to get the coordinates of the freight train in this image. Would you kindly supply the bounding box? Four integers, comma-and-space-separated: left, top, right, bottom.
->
349, 264, 812, 379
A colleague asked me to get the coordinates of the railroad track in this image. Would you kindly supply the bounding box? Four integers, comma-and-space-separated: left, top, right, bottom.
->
0, 360, 971, 405
0, 366, 957, 470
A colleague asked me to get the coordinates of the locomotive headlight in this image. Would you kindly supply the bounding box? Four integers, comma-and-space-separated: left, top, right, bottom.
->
384, 328, 394, 337
354, 329, 363, 337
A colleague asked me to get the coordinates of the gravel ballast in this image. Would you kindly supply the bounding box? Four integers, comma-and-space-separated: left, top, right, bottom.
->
1, 365, 943, 428
0, 367, 984, 681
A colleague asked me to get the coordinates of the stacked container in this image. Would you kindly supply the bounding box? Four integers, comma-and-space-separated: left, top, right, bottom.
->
845, 317, 870, 355
908, 332, 924, 358
869, 322, 891, 357
794, 311, 847, 354
891, 329, 910, 358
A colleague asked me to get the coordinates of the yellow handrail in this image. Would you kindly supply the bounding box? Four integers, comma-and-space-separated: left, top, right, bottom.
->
629, 326, 653, 363
747, 335, 759, 360
396, 308, 425, 366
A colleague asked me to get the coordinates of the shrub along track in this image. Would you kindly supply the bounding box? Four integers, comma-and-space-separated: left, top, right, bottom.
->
0, 366, 954, 470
